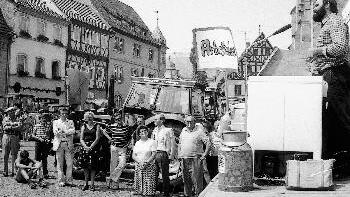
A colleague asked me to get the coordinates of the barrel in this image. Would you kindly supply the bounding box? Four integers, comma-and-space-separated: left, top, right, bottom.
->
218, 130, 253, 192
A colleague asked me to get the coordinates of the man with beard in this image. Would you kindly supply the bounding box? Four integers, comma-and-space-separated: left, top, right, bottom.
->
309, 0, 350, 171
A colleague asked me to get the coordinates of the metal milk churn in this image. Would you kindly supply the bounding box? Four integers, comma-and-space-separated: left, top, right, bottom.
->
218, 104, 253, 192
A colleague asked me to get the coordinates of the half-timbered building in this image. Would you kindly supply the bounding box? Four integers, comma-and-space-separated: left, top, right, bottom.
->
53, 0, 111, 105
235, 33, 275, 78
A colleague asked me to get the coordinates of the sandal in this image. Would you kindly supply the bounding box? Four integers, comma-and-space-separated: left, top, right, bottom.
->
89, 185, 95, 191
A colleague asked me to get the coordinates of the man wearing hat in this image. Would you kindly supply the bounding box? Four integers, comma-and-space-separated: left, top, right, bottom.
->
52, 107, 75, 187
2, 106, 22, 177
178, 116, 211, 197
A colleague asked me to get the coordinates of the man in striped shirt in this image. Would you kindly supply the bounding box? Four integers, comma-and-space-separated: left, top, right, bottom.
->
104, 113, 136, 189
31, 114, 51, 178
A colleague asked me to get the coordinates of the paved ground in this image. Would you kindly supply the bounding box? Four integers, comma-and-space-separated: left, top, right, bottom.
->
199, 176, 350, 197
0, 151, 184, 197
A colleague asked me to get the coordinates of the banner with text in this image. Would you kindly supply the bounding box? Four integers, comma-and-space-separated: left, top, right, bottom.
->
193, 27, 238, 70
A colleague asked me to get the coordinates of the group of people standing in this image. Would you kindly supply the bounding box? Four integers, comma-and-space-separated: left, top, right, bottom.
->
1, 104, 224, 197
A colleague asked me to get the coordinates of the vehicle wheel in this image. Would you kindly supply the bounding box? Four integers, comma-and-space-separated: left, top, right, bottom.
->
72, 143, 84, 180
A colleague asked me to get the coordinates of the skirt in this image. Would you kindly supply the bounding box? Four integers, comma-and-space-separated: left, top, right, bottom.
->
134, 162, 157, 196
76, 141, 99, 170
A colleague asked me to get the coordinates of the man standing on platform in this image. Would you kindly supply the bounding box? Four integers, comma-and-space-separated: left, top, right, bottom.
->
152, 114, 175, 197
178, 116, 211, 197
52, 107, 75, 187
310, 0, 350, 162
2, 107, 22, 177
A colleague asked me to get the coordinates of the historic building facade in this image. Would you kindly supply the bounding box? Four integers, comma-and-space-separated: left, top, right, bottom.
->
235, 33, 275, 78
0, 7, 13, 107
53, 0, 111, 106
1, 0, 68, 105
91, 0, 167, 108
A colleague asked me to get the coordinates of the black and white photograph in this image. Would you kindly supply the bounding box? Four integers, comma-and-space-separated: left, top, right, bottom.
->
1, 0, 350, 196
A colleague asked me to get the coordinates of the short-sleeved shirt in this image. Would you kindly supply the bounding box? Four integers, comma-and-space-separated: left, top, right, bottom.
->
178, 127, 210, 159
109, 123, 134, 148
152, 125, 174, 154
133, 139, 156, 162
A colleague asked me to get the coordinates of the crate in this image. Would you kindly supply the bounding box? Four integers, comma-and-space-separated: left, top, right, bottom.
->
19, 141, 37, 159
286, 159, 335, 190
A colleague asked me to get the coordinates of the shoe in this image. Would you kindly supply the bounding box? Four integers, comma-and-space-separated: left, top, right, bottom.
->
2, 172, 8, 177
29, 182, 37, 189
65, 181, 75, 187
82, 185, 89, 191
43, 174, 50, 179
9, 172, 15, 177
38, 180, 48, 188
58, 182, 65, 187
89, 185, 95, 191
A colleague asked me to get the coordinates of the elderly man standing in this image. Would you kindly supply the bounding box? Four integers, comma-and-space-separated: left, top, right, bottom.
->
2, 107, 22, 177
52, 107, 75, 187
152, 114, 175, 197
309, 0, 350, 161
178, 116, 211, 197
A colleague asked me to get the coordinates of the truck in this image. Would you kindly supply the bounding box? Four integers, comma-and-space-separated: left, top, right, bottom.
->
122, 76, 207, 185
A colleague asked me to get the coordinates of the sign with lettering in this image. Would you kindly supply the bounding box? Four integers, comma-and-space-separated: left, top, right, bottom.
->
193, 27, 238, 69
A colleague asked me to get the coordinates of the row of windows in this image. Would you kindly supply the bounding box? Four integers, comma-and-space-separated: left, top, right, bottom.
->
16, 54, 61, 79
71, 25, 109, 47
114, 66, 156, 84
19, 14, 62, 41
114, 37, 154, 61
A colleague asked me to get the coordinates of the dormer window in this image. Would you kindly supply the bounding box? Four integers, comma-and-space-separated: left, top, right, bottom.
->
37, 19, 46, 36
19, 14, 29, 32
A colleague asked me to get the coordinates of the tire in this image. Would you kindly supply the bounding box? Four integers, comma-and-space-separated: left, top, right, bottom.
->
72, 143, 84, 180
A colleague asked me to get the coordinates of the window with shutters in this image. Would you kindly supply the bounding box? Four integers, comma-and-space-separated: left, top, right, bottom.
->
17, 54, 28, 73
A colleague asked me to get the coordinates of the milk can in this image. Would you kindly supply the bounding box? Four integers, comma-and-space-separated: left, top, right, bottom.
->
218, 130, 253, 192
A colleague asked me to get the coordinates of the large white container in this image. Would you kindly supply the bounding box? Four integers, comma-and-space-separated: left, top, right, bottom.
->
247, 76, 323, 159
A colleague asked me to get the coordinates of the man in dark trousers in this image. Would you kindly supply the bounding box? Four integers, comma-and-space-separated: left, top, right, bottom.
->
309, 0, 350, 173
151, 114, 175, 197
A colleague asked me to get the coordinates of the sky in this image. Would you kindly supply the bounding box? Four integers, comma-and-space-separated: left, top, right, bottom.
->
119, 0, 296, 55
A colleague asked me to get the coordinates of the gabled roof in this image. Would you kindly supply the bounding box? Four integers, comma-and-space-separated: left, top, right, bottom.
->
238, 32, 273, 62
258, 48, 312, 76
16, 0, 66, 20
52, 0, 109, 29
152, 26, 166, 44
90, 0, 148, 31
0, 9, 13, 35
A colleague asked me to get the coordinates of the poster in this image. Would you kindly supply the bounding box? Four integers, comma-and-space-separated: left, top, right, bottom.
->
193, 26, 238, 70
